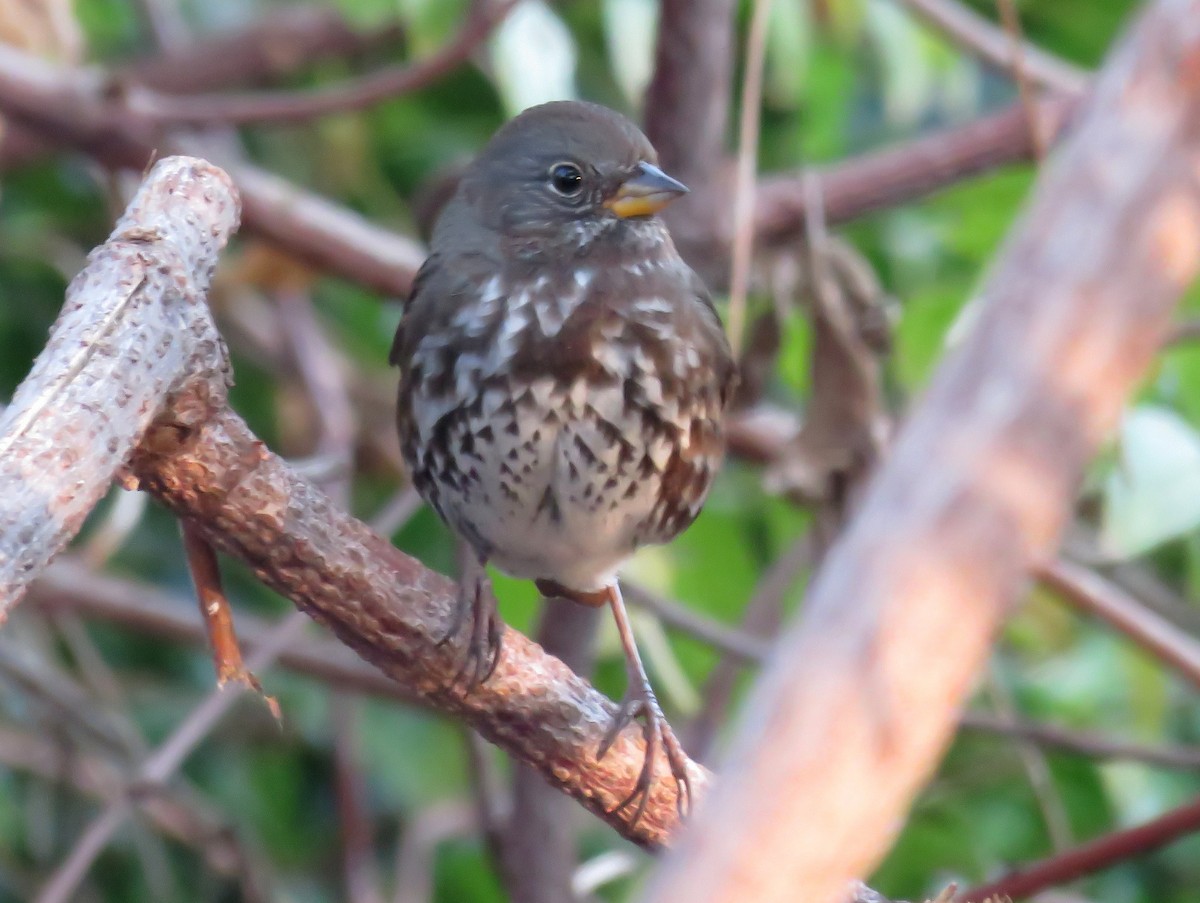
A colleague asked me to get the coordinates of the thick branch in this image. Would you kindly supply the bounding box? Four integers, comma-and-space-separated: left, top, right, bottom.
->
645, 1, 1200, 900
125, 398, 705, 847
0, 157, 237, 615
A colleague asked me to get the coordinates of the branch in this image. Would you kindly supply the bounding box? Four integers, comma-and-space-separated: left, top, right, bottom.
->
43, 558, 1200, 774
0, 156, 237, 614
0, 45, 424, 298
120, 6, 405, 96
126, 395, 705, 847
642, 0, 734, 182
754, 92, 1080, 245
643, 0, 1200, 899
957, 795, 1200, 902
897, 0, 1089, 96
125, 0, 517, 124
0, 42, 1075, 296
1038, 559, 1200, 689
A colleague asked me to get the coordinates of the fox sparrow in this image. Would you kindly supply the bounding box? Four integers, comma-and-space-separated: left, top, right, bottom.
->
391, 100, 735, 818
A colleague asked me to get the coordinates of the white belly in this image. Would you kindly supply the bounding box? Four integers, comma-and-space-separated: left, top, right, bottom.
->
431, 376, 665, 592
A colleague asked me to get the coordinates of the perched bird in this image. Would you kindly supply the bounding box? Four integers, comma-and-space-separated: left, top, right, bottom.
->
391, 100, 735, 817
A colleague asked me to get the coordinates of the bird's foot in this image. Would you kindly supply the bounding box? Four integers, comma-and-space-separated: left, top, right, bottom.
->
597, 679, 691, 825
437, 566, 502, 691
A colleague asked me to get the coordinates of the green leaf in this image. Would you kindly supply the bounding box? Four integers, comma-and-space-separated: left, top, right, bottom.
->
1101, 405, 1200, 558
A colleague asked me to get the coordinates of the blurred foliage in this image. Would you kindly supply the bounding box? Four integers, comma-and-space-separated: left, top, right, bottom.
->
1, 1, 1199, 902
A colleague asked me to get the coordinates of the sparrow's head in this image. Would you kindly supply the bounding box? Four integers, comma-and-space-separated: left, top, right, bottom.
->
460, 100, 688, 246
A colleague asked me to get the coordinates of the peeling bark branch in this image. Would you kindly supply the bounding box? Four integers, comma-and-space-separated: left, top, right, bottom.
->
0, 156, 238, 615
644, 0, 1200, 899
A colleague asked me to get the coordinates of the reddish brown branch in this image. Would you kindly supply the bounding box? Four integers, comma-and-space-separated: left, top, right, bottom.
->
643, 0, 734, 182
644, 0, 1200, 898
958, 796, 1200, 902
754, 92, 1080, 245
127, 396, 705, 847
120, 6, 405, 96
125, 1, 516, 125
0, 46, 424, 298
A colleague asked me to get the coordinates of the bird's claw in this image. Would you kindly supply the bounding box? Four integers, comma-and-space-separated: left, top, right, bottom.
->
598, 685, 692, 825
439, 571, 502, 692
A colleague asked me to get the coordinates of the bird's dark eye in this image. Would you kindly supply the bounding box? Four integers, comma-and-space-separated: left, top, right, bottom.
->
549, 162, 584, 196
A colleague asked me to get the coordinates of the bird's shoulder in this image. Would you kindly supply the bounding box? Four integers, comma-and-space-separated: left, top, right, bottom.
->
388, 244, 501, 369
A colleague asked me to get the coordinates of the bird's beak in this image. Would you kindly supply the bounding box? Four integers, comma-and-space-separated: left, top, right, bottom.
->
603, 162, 689, 219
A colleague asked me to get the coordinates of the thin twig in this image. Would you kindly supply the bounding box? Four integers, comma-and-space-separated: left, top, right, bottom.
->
35, 612, 310, 903
725, 0, 773, 351
1038, 559, 1200, 690
985, 665, 1074, 851
995, 0, 1049, 160
957, 795, 1200, 902
897, 0, 1088, 96
960, 712, 1200, 771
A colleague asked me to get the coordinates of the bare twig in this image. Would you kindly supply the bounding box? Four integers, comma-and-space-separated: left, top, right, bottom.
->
1038, 559, 1200, 690
687, 535, 812, 758
333, 696, 385, 903
29, 557, 415, 702
754, 93, 1079, 246
126, 1, 516, 125
622, 582, 772, 664
960, 712, 1200, 770
181, 519, 264, 696
35, 612, 309, 903
0, 725, 266, 891
0, 45, 425, 298
897, 0, 1089, 96
958, 795, 1200, 902
985, 666, 1073, 851
644, 1, 1200, 899
0, 42, 1070, 297
122, 7, 404, 95
726, 0, 773, 351
995, 0, 1049, 160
